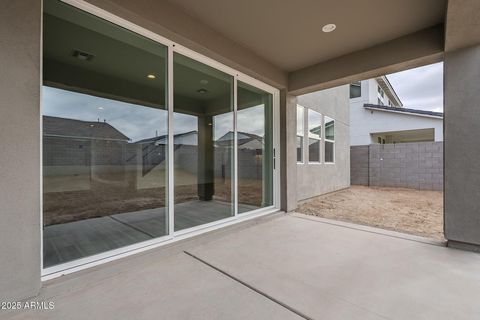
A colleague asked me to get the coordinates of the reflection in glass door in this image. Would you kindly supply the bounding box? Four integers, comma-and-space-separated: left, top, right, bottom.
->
237, 81, 274, 212
173, 53, 234, 231
42, 0, 277, 272
42, 0, 168, 268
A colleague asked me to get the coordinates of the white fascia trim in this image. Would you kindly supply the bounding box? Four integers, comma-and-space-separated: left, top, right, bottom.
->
364, 107, 443, 119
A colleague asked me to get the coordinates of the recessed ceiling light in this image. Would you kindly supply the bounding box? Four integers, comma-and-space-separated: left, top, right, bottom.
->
322, 23, 336, 33
197, 88, 208, 94
200, 79, 209, 85
98, 106, 104, 110
147, 74, 156, 79
73, 49, 94, 61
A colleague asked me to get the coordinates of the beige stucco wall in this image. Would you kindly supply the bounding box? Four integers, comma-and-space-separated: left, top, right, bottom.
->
0, 0, 42, 301
296, 85, 350, 201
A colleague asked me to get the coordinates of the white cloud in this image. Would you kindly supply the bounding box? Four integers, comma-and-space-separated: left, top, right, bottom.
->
386, 62, 443, 112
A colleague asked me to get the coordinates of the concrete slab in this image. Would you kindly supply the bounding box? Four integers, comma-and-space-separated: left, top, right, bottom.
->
7, 213, 480, 319
187, 214, 480, 320
4, 251, 302, 320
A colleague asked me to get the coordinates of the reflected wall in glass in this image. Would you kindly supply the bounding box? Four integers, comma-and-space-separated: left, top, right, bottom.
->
42, 0, 168, 267
173, 53, 234, 231
237, 81, 274, 212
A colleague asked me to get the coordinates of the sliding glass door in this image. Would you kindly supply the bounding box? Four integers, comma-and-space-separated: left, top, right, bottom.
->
42, 0, 276, 271
237, 81, 274, 212
42, 0, 168, 268
173, 53, 234, 231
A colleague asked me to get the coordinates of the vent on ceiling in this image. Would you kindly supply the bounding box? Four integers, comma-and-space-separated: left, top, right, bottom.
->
72, 49, 94, 61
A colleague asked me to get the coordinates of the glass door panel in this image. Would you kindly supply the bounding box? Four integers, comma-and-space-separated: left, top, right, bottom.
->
42, 0, 168, 268
173, 53, 234, 231
237, 81, 274, 212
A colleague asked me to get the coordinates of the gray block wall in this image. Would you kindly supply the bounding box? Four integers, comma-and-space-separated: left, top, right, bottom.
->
351, 142, 443, 191
350, 146, 369, 185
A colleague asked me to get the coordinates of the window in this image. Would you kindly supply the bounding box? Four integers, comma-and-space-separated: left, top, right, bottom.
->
296, 106, 304, 163
324, 116, 335, 163
377, 86, 384, 98
350, 81, 361, 98
378, 98, 383, 106
308, 110, 322, 163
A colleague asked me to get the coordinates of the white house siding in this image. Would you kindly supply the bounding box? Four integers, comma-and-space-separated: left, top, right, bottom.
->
350, 79, 443, 146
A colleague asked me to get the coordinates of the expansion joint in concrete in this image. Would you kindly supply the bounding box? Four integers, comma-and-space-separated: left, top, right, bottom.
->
183, 250, 315, 320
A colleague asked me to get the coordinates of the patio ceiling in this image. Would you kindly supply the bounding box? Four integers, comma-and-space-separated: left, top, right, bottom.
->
166, 0, 446, 72
84, 0, 477, 93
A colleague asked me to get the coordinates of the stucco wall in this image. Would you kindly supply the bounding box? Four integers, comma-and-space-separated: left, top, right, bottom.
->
296, 86, 350, 201
444, 44, 480, 249
0, 0, 42, 300
349, 79, 443, 146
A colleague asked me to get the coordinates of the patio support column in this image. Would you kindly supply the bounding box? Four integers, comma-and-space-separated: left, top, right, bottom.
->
444, 44, 480, 252
280, 90, 298, 211
198, 114, 214, 201
0, 0, 42, 300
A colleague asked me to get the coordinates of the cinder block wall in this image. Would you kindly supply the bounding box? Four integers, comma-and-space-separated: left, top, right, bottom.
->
350, 146, 369, 185
351, 142, 443, 191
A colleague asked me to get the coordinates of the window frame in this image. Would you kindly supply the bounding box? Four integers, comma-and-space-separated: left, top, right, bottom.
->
296, 105, 305, 164
324, 115, 335, 164
349, 81, 362, 99
307, 109, 322, 164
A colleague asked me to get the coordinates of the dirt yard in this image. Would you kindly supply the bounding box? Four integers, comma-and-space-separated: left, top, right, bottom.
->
297, 186, 444, 240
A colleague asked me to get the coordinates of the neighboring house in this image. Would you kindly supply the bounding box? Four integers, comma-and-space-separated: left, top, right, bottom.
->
349, 76, 443, 146
43, 116, 131, 193
216, 131, 264, 150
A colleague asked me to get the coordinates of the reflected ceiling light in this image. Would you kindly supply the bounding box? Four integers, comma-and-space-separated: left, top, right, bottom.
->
147, 74, 156, 79
197, 88, 208, 94
98, 106, 104, 110
322, 23, 336, 33
73, 49, 94, 61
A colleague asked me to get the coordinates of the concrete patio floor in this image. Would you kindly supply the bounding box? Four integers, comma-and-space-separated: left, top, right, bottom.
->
4, 213, 480, 320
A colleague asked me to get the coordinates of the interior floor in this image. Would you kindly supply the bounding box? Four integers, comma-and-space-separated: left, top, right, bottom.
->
43, 200, 258, 268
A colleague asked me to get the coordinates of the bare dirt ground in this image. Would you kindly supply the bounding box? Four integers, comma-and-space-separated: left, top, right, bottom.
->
43, 175, 263, 226
297, 186, 444, 240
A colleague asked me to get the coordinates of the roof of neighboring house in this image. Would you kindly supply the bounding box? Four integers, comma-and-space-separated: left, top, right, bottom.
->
375, 76, 403, 107
43, 116, 130, 141
216, 131, 263, 146
135, 130, 198, 144
364, 104, 443, 118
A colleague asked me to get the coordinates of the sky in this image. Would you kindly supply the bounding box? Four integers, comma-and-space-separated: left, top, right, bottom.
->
386, 62, 443, 112
43, 86, 265, 142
